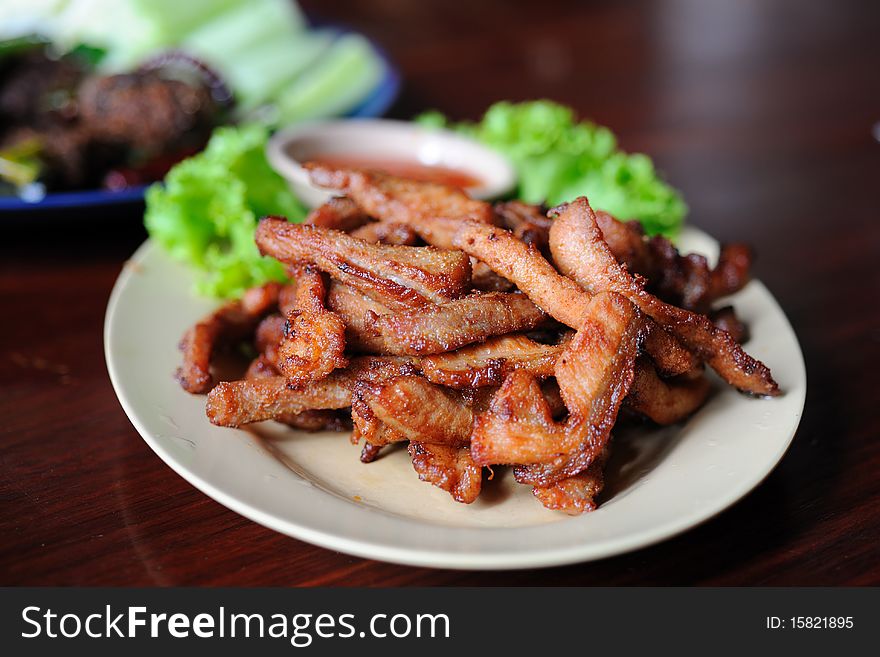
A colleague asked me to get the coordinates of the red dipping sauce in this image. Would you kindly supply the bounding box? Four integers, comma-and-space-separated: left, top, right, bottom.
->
309, 155, 482, 190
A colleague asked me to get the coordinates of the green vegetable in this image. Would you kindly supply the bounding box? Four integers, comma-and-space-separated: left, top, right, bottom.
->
273, 33, 384, 124
0, 34, 49, 61
56, 0, 243, 72
181, 0, 323, 113
217, 31, 335, 114
0, 136, 43, 188
145, 124, 306, 298
182, 0, 304, 60
417, 101, 686, 237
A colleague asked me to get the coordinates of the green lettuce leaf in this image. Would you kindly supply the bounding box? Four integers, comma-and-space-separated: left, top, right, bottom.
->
417, 101, 686, 236
144, 124, 305, 298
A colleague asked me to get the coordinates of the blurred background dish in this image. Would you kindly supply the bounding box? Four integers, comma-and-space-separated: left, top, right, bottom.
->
0, 0, 401, 212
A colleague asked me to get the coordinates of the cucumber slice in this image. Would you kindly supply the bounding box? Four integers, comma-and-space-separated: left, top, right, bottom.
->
223, 32, 335, 112
182, 0, 305, 68
55, 0, 242, 71
273, 33, 384, 125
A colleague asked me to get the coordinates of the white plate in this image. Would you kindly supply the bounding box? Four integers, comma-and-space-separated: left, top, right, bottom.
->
104, 227, 806, 570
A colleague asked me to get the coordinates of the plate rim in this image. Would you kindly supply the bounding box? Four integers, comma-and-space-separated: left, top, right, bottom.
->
104, 234, 806, 570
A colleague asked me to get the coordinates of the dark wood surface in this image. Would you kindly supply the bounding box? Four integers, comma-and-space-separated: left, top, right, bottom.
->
2, 0, 879, 586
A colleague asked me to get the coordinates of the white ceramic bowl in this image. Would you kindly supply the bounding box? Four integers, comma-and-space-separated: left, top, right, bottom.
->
266, 118, 517, 207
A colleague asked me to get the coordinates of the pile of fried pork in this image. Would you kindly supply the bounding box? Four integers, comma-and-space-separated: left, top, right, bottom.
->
175, 164, 779, 514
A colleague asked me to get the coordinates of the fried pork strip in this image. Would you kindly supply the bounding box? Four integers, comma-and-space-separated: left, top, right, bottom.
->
299, 170, 744, 376
596, 211, 708, 310
549, 198, 778, 396
305, 164, 497, 249
420, 333, 566, 388
304, 171, 562, 316
240, 282, 284, 314
360, 442, 382, 463
450, 218, 591, 328
641, 318, 701, 376
304, 196, 370, 232
471, 292, 642, 487
540, 379, 568, 419
352, 375, 473, 447
244, 354, 278, 380
710, 305, 750, 344
325, 281, 392, 352
275, 265, 348, 385
255, 217, 472, 310
350, 221, 420, 245
469, 260, 517, 292
176, 282, 281, 394
299, 172, 715, 384
303, 169, 698, 377
710, 243, 753, 301
408, 442, 482, 504
255, 314, 285, 351
206, 356, 415, 427
207, 375, 350, 427
595, 211, 752, 312
532, 450, 608, 514
281, 411, 350, 432
307, 168, 690, 369
278, 282, 298, 316
307, 165, 500, 272
625, 358, 712, 425
514, 291, 641, 485
494, 200, 553, 252
243, 354, 350, 431
470, 370, 566, 466
449, 217, 696, 377
364, 292, 547, 356
350, 417, 408, 447
254, 314, 285, 367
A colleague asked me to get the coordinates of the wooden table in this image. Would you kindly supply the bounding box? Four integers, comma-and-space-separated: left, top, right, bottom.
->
2, 0, 879, 586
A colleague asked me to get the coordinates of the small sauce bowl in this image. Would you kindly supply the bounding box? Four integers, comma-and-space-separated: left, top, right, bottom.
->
266, 118, 517, 207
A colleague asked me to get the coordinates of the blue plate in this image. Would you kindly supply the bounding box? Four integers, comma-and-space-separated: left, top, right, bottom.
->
0, 34, 401, 214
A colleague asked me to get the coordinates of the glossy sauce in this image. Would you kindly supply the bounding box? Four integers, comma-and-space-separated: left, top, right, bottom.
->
309, 155, 482, 189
